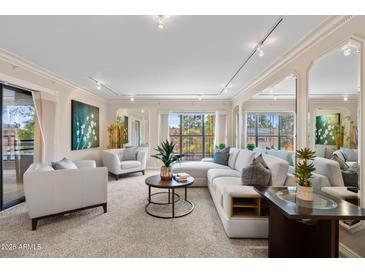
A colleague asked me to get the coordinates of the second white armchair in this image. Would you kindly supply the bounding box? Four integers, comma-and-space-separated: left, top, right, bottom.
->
102, 148, 147, 180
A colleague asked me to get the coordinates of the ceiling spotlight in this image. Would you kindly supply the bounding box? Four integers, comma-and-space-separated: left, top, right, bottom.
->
343, 47, 352, 56
224, 87, 228, 94
141, 109, 145, 113
270, 89, 273, 94
198, 95, 203, 101
273, 96, 277, 101
130, 97, 134, 102
344, 96, 348, 101
257, 45, 264, 57
157, 15, 164, 29
96, 82, 101, 90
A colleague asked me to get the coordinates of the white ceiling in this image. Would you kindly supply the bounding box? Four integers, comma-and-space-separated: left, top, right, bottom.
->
309, 42, 361, 97
0, 15, 329, 100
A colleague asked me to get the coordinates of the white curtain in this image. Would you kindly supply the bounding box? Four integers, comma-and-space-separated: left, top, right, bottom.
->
214, 111, 227, 147
158, 112, 170, 144
32, 91, 57, 163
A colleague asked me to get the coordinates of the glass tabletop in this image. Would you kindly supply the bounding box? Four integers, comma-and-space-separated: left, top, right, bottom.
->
276, 187, 338, 210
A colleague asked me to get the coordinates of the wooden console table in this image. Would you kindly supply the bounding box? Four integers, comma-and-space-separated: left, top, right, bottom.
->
254, 186, 365, 258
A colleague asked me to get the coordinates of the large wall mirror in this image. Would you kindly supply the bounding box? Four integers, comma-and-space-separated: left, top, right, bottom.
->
308, 40, 363, 256
241, 74, 297, 170
115, 108, 149, 148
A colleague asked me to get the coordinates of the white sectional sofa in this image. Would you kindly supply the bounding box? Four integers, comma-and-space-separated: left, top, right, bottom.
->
172, 148, 290, 238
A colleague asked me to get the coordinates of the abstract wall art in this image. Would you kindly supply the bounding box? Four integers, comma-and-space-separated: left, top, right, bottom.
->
315, 113, 340, 146
71, 100, 99, 150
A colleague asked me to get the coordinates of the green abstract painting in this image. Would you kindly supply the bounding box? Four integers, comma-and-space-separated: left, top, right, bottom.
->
72, 100, 99, 150
315, 114, 340, 145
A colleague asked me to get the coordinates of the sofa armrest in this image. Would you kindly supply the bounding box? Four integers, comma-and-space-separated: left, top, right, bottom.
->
137, 150, 147, 170
102, 150, 121, 174
74, 160, 96, 169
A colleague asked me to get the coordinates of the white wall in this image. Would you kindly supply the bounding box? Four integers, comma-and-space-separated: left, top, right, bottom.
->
0, 52, 108, 165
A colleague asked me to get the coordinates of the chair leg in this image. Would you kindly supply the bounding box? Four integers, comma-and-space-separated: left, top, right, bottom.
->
32, 219, 38, 231
102, 203, 107, 213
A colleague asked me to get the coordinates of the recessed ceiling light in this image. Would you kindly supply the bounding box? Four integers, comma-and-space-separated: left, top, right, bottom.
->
198, 95, 203, 101
270, 89, 273, 93
141, 109, 145, 113
130, 97, 135, 102
273, 96, 277, 101
344, 96, 348, 101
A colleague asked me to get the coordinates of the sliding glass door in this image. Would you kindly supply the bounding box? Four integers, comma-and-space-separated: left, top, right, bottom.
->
1, 83, 35, 210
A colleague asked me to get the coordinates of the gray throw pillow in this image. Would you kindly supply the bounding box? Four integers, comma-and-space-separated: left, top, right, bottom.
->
241, 158, 271, 186
51, 157, 78, 170
123, 147, 138, 161
340, 147, 358, 162
330, 154, 349, 170
213, 147, 230, 166
256, 153, 268, 169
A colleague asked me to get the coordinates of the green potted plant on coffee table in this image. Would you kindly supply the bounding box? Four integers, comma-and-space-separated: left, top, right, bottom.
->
295, 148, 316, 201
151, 139, 183, 181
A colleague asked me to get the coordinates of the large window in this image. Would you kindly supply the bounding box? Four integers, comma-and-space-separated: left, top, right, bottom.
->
169, 113, 215, 160
246, 112, 294, 151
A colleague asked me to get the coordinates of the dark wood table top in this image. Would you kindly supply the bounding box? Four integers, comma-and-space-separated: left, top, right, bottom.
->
145, 175, 194, 188
254, 186, 365, 220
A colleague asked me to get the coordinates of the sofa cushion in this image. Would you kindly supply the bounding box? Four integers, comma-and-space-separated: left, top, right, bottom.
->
51, 158, 78, 170
228, 148, 240, 169
207, 168, 241, 184
266, 149, 294, 166
340, 147, 358, 162
234, 149, 255, 172
213, 147, 230, 166
123, 147, 138, 161
172, 161, 230, 181
261, 154, 289, 186
120, 160, 141, 169
241, 158, 271, 186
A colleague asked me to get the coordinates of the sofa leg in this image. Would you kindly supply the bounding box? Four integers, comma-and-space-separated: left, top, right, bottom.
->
142, 170, 145, 175
32, 219, 38, 231
115, 174, 119, 181
102, 203, 107, 213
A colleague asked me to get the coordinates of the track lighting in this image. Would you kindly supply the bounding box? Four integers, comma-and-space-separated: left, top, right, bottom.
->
157, 15, 164, 29
257, 45, 264, 57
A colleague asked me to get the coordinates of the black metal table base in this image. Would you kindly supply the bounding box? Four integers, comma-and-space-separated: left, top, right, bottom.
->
145, 186, 194, 219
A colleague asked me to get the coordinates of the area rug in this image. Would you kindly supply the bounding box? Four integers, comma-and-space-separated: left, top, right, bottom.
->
0, 170, 267, 257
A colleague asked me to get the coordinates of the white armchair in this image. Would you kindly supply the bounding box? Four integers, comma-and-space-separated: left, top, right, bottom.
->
102, 148, 147, 180
23, 160, 108, 230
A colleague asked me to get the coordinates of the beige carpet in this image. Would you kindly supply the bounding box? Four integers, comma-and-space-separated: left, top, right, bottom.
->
0, 170, 267, 258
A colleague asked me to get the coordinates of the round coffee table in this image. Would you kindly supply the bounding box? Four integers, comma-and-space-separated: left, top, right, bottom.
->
145, 175, 194, 219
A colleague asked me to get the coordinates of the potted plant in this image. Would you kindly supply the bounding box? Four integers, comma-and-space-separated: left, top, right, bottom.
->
295, 148, 316, 201
151, 139, 183, 181
246, 143, 256, 151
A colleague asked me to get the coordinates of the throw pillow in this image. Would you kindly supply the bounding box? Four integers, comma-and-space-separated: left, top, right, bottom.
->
213, 147, 230, 166
51, 157, 78, 170
123, 147, 138, 161
255, 153, 268, 169
340, 147, 358, 162
241, 158, 271, 186
330, 154, 349, 170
